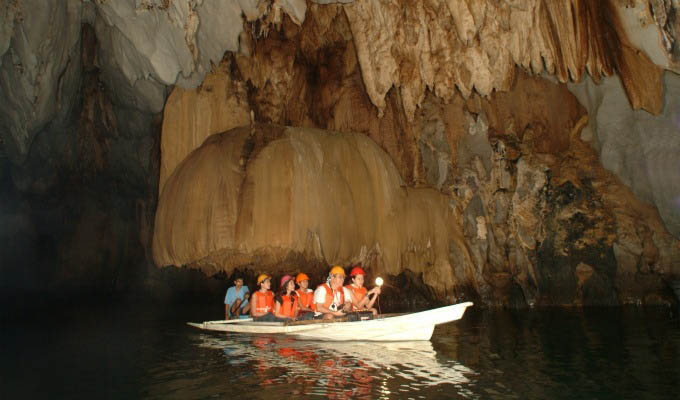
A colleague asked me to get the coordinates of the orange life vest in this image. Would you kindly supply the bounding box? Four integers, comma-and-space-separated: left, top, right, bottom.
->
318, 283, 345, 310
252, 290, 274, 314
278, 294, 298, 318
296, 288, 316, 311
345, 284, 367, 310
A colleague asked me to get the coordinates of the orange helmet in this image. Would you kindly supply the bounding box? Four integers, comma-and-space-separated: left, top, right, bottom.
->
295, 273, 310, 283
350, 266, 366, 277
257, 273, 271, 284
329, 266, 345, 276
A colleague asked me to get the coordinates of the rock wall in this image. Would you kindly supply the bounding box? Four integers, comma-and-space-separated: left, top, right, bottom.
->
154, 125, 469, 300
158, 63, 251, 195
1, 0, 679, 306
155, 70, 680, 306
569, 72, 680, 239
151, 1, 680, 306
0, 19, 161, 300
0, 0, 83, 163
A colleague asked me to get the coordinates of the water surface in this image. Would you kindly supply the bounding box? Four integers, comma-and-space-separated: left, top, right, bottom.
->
2, 301, 679, 398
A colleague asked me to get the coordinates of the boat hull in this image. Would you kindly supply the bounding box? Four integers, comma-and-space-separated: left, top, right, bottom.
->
187, 302, 473, 341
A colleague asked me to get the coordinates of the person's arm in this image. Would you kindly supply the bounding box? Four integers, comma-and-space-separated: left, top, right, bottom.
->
364, 286, 381, 309
298, 291, 313, 311
273, 300, 285, 318
293, 299, 299, 318
224, 287, 235, 318
314, 287, 344, 316
249, 292, 267, 317
241, 287, 250, 306
356, 287, 379, 309
341, 287, 353, 312
315, 302, 345, 316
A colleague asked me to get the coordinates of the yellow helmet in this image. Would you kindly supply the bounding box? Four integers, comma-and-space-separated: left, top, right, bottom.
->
256, 273, 271, 284
329, 266, 345, 276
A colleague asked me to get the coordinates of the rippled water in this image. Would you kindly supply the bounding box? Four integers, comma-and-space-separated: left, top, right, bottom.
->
2, 301, 679, 399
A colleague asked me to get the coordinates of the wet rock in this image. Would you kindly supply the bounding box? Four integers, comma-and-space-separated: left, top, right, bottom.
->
569, 72, 680, 238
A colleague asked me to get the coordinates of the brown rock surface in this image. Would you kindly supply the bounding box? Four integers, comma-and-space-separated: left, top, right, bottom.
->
151, 2, 679, 306
159, 62, 251, 195
341, 0, 663, 119
153, 124, 469, 298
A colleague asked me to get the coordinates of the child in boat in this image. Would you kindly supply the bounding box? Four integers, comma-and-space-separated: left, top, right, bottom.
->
295, 273, 315, 312
273, 275, 299, 320
345, 266, 381, 316
250, 274, 284, 322
314, 266, 353, 320
224, 276, 250, 319
295, 272, 317, 320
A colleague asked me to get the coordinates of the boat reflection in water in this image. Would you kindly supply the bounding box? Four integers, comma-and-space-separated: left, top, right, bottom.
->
197, 334, 476, 398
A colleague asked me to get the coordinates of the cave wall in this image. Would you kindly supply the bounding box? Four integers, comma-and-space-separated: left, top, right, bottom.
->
154, 125, 469, 300
155, 2, 680, 306
569, 72, 680, 239
1, 0, 679, 306
0, 12, 161, 299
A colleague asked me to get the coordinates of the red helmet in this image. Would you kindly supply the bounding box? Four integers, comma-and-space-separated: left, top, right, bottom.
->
350, 266, 366, 277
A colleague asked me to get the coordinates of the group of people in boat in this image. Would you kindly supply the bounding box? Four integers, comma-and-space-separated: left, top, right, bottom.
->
224, 266, 381, 322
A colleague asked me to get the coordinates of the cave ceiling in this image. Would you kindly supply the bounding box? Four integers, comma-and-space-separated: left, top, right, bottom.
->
3, 0, 677, 232
1, 1, 678, 159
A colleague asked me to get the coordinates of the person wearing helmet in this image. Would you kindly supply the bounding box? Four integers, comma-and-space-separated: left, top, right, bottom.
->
346, 266, 381, 316
250, 274, 280, 321
274, 275, 299, 320
224, 276, 250, 320
295, 273, 315, 312
314, 266, 352, 320
295, 272, 317, 320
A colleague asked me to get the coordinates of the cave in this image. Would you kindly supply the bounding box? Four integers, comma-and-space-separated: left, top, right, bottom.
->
3, 0, 678, 310
2, 1, 680, 397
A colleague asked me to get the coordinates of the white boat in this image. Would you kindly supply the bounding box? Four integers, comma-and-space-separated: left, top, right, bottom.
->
187, 301, 473, 341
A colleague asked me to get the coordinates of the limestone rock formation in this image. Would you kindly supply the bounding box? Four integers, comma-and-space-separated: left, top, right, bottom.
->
618, 0, 680, 73
2, 0, 676, 164
342, 0, 666, 119
158, 62, 251, 195
569, 72, 680, 239
0, 0, 308, 163
0, 0, 83, 163
154, 59, 680, 306
154, 125, 469, 298
2, 0, 679, 305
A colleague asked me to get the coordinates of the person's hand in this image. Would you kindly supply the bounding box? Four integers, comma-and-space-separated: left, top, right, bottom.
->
334, 311, 345, 317
369, 286, 381, 295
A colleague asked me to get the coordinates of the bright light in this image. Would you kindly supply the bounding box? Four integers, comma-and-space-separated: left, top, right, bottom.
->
375, 277, 384, 286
